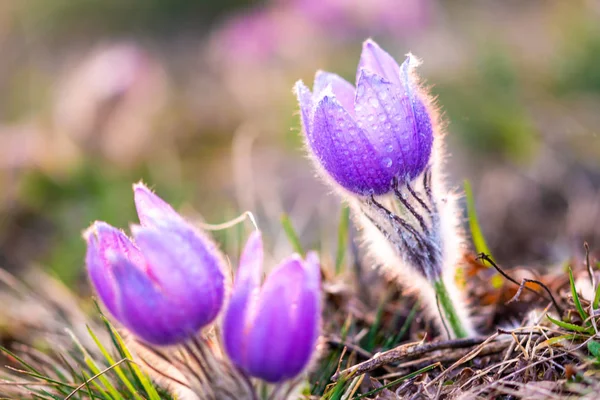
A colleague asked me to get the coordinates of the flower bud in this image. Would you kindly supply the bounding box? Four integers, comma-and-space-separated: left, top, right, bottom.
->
295, 40, 474, 338
295, 39, 433, 195
223, 231, 321, 383
84, 183, 226, 345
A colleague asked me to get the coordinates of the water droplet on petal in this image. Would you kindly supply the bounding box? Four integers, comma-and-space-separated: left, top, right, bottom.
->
381, 157, 393, 168
386, 144, 394, 152
357, 84, 365, 96
369, 97, 379, 107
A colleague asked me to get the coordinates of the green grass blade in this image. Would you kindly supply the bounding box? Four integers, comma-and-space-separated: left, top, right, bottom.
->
68, 331, 120, 400
542, 334, 581, 346
385, 300, 420, 348
93, 301, 160, 400
464, 180, 494, 261
569, 267, 589, 323
364, 295, 387, 351
105, 321, 161, 400
87, 325, 143, 400
280, 213, 304, 256
335, 205, 350, 274
547, 314, 592, 333
0, 346, 43, 374
594, 281, 600, 310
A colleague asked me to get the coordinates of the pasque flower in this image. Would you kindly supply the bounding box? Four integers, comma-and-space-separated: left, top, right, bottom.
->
295, 40, 474, 339
223, 231, 321, 383
84, 183, 225, 345
295, 39, 433, 195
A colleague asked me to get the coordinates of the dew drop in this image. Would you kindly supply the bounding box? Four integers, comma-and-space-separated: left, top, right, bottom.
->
357, 84, 365, 96
369, 97, 379, 107
378, 114, 387, 122
367, 115, 375, 122
386, 144, 394, 152
380, 91, 388, 100
381, 157, 393, 168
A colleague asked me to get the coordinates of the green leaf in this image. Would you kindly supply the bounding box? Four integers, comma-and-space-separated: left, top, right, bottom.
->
280, 213, 304, 256
569, 267, 589, 324
587, 340, 600, 362
547, 315, 592, 334
335, 205, 350, 274
491, 274, 504, 289
464, 180, 494, 262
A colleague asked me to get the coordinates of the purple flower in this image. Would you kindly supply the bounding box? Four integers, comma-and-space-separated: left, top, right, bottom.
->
84, 183, 225, 345
223, 231, 321, 383
295, 39, 433, 195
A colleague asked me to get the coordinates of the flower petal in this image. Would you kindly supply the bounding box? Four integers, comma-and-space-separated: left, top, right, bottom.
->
285, 252, 321, 376
309, 93, 395, 194
313, 71, 355, 115
356, 39, 401, 85
84, 221, 144, 318
399, 54, 433, 177
223, 231, 264, 368
131, 226, 225, 328
294, 80, 314, 136
354, 67, 432, 180
245, 256, 305, 382
109, 256, 194, 345
133, 183, 184, 229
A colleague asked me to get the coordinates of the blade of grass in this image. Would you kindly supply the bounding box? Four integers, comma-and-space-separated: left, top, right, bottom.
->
547, 315, 593, 334
464, 180, 494, 262
105, 321, 161, 400
280, 213, 304, 256
384, 300, 420, 348
0, 346, 43, 375
569, 267, 590, 324
335, 205, 350, 275
4, 367, 77, 394
0, 348, 75, 398
94, 302, 161, 400
87, 325, 142, 400
364, 294, 387, 351
67, 331, 120, 400
594, 281, 600, 310
541, 334, 583, 347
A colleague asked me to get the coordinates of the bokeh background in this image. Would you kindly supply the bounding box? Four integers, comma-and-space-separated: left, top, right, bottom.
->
0, 0, 599, 288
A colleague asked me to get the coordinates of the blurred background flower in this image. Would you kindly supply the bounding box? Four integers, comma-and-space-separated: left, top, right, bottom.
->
0, 0, 598, 291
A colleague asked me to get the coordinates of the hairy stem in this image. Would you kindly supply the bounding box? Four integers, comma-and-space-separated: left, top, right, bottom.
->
434, 279, 468, 339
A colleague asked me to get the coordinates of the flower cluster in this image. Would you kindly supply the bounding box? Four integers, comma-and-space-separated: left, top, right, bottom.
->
295, 39, 473, 338
84, 184, 321, 391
